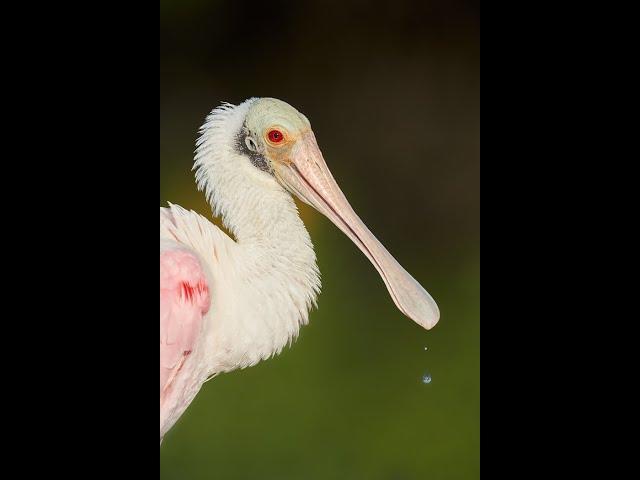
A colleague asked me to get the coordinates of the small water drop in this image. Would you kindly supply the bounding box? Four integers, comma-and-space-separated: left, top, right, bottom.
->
424, 346, 428, 351
422, 372, 432, 384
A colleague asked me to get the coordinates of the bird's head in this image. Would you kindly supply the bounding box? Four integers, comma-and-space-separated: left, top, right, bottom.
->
196, 97, 439, 330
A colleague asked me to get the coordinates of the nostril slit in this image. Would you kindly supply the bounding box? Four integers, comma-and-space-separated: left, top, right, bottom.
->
245, 137, 257, 152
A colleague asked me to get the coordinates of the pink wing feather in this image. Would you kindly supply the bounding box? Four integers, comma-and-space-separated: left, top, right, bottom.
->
160, 248, 210, 434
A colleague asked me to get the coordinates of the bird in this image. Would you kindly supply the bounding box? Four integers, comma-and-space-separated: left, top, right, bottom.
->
160, 98, 440, 442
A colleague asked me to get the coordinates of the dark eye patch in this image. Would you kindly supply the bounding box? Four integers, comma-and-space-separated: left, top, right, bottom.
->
235, 125, 272, 174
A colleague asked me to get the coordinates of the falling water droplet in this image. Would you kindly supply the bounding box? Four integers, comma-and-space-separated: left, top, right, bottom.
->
424, 346, 428, 351
422, 372, 432, 384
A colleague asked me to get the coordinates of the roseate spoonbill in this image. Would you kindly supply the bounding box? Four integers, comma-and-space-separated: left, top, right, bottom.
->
160, 98, 439, 441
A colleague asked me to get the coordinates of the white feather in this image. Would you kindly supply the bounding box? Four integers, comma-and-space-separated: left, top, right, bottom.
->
161, 100, 321, 385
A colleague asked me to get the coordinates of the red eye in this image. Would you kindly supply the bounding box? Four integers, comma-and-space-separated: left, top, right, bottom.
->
268, 129, 284, 143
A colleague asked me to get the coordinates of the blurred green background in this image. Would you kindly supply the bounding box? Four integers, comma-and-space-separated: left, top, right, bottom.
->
160, 0, 479, 478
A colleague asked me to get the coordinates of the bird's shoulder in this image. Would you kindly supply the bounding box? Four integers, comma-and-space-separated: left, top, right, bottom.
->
160, 203, 236, 258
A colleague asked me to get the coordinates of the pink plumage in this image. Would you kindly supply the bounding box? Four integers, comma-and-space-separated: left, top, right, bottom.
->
160, 249, 210, 419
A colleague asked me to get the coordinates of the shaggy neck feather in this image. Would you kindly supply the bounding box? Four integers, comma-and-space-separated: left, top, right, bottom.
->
193, 101, 321, 355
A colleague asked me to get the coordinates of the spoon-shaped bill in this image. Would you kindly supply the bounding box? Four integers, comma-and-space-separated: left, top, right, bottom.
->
275, 131, 440, 330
